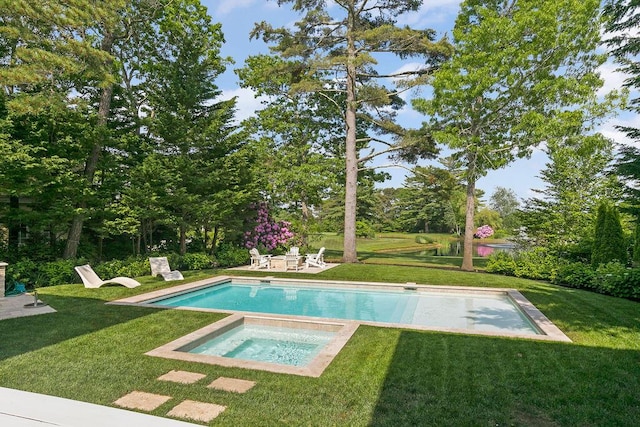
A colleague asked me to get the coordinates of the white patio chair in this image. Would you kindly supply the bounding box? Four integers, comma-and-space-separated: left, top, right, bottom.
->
305, 247, 326, 269
149, 257, 184, 281
249, 248, 271, 269
74, 264, 141, 289
285, 253, 302, 271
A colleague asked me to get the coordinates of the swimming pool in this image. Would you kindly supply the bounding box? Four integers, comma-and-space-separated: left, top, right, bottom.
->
115, 276, 570, 342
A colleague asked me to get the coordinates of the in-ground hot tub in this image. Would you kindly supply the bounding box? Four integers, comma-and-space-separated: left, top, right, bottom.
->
146, 314, 359, 377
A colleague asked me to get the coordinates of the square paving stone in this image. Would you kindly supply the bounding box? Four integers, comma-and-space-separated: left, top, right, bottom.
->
114, 391, 172, 411
167, 400, 226, 423
208, 377, 256, 393
157, 370, 207, 384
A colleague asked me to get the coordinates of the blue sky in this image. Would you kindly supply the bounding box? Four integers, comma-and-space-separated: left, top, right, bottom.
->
200, 0, 636, 202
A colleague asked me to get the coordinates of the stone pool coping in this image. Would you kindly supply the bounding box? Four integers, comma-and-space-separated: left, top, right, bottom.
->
110, 275, 571, 343
146, 313, 359, 377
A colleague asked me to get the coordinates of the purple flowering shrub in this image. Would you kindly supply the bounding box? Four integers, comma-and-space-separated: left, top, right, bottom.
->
474, 224, 494, 239
243, 202, 295, 252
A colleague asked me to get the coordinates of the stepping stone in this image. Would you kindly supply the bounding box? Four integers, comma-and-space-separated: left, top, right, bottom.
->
157, 370, 206, 384
208, 377, 256, 393
167, 400, 226, 423
114, 391, 172, 411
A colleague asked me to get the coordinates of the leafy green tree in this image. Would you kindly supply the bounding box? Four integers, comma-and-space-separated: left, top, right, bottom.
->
249, 0, 452, 262
0, 0, 127, 258
371, 188, 403, 232
592, 201, 627, 266
237, 60, 346, 245
489, 187, 520, 232
604, 2, 640, 220
397, 165, 465, 233
604, 0, 639, 137
519, 136, 620, 253
139, 0, 239, 255
475, 207, 501, 232
413, 0, 619, 271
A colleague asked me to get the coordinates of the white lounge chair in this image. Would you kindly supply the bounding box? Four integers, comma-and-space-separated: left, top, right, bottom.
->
305, 247, 326, 269
149, 257, 184, 281
285, 253, 302, 271
249, 248, 271, 269
74, 264, 141, 289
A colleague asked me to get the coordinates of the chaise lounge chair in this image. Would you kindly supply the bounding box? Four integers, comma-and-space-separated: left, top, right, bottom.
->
249, 248, 271, 270
305, 247, 326, 269
74, 264, 141, 289
149, 257, 184, 281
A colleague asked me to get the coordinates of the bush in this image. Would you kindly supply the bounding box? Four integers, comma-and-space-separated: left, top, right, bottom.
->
94, 257, 150, 279
6, 259, 39, 287
553, 262, 595, 289
615, 268, 640, 299
356, 221, 375, 238
214, 244, 248, 267
178, 253, 213, 271
513, 247, 557, 281
6, 258, 85, 288
485, 252, 517, 276
37, 259, 80, 286
594, 262, 628, 296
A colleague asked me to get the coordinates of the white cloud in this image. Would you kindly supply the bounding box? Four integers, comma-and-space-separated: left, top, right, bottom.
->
597, 61, 633, 98
397, 0, 462, 30
600, 114, 640, 148
220, 87, 267, 123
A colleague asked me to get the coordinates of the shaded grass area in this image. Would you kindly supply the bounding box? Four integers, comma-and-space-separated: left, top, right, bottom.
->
1, 264, 639, 425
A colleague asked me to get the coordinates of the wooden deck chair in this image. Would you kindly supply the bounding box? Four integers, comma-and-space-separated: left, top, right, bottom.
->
305, 247, 326, 269
149, 257, 184, 281
74, 264, 141, 288
249, 248, 271, 269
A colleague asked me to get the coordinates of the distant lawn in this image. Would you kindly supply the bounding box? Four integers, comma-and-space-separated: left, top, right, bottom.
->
315, 232, 491, 269
1, 261, 639, 426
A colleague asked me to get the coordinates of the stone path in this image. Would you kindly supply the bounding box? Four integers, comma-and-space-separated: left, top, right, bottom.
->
114, 370, 256, 424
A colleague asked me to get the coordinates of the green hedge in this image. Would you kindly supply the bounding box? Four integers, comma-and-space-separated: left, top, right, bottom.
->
487, 251, 640, 300
3, 245, 253, 288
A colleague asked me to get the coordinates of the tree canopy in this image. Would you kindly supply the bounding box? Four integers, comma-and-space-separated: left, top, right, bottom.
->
413, 0, 620, 270
248, 0, 452, 262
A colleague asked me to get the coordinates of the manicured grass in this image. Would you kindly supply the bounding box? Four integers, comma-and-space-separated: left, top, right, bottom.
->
316, 232, 490, 269
1, 258, 639, 424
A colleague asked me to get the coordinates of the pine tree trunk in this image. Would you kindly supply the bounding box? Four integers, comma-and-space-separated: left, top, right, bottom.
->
63, 33, 115, 259
342, 5, 358, 263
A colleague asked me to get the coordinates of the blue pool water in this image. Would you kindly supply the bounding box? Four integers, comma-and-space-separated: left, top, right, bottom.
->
187, 324, 335, 366
152, 282, 540, 335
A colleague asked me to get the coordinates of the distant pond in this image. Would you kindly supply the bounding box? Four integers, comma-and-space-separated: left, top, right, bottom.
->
406, 241, 517, 258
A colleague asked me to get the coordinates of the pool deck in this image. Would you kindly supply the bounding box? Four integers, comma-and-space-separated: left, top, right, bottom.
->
0, 387, 201, 427
227, 262, 339, 274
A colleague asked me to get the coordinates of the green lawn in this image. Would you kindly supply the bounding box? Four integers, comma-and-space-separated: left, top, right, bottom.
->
316, 232, 491, 268
1, 249, 639, 425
